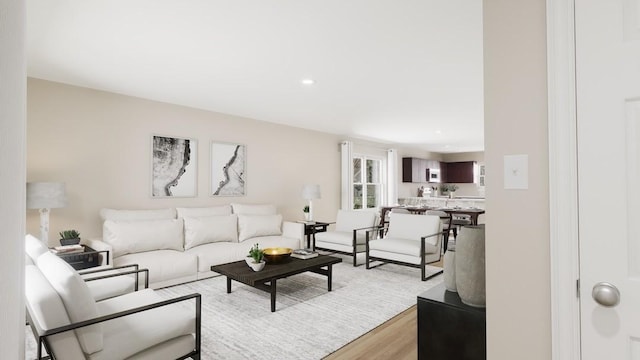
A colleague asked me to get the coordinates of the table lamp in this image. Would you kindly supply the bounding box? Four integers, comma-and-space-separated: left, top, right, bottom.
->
26, 182, 67, 245
301, 184, 321, 221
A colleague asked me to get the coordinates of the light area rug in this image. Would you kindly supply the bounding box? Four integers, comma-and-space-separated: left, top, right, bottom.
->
25, 255, 442, 359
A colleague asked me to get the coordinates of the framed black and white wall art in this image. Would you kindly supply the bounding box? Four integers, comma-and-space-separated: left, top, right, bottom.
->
151, 135, 197, 197
211, 141, 246, 196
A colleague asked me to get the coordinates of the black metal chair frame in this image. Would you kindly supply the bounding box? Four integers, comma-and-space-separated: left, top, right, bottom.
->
56, 249, 111, 267
79, 263, 149, 291
365, 226, 444, 281
311, 224, 379, 266
27, 266, 202, 360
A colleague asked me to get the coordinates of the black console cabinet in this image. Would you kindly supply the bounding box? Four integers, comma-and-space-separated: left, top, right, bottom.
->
417, 283, 486, 360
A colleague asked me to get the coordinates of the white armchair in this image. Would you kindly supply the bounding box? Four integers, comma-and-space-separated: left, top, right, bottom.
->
366, 213, 444, 281
313, 210, 378, 266
25, 252, 201, 360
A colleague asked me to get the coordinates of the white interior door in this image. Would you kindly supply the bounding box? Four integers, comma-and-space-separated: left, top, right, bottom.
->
576, 0, 640, 358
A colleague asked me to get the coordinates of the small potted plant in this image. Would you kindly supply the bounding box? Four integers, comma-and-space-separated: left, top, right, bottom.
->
303, 205, 310, 221
246, 243, 266, 271
59, 230, 81, 246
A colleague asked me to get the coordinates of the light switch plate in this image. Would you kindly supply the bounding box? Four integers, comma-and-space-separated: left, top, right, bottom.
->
503, 154, 528, 189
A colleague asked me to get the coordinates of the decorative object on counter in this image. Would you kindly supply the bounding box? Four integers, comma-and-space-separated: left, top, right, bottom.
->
448, 184, 459, 198
302, 184, 321, 221
59, 229, 81, 246
431, 186, 438, 197
26, 182, 68, 245
246, 243, 266, 271
303, 205, 310, 221
443, 248, 457, 292
455, 225, 486, 307
417, 186, 424, 197
440, 184, 450, 196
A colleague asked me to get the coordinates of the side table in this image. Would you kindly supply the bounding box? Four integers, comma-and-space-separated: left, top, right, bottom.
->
417, 283, 486, 360
53, 245, 109, 270
300, 221, 331, 248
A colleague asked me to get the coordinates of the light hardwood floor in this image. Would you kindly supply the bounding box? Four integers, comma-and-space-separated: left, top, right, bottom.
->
323, 305, 418, 360
324, 259, 444, 360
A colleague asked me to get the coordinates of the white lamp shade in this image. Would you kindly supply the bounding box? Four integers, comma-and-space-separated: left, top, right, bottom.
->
301, 184, 321, 200
26, 182, 67, 209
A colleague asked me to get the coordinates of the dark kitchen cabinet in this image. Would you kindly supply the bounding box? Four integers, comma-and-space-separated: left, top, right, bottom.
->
403, 157, 426, 183
443, 161, 476, 183
403, 157, 441, 183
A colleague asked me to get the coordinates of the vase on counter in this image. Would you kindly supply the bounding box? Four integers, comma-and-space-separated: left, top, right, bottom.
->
449, 191, 456, 199
455, 225, 486, 307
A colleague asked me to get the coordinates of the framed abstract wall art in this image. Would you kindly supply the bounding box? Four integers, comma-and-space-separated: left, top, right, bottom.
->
151, 135, 197, 197
210, 141, 246, 196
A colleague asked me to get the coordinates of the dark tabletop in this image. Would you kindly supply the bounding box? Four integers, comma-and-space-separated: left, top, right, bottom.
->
210, 255, 342, 285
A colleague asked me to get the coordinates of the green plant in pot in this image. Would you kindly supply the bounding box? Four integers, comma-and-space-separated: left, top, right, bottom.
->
246, 243, 266, 271
59, 230, 81, 246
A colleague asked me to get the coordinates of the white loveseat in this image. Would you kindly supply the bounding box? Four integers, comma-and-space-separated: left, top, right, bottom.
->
85, 203, 304, 288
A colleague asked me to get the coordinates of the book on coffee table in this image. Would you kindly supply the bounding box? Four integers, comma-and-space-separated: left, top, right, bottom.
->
291, 248, 318, 260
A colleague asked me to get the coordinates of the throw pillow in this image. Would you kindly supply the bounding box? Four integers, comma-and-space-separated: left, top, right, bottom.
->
176, 205, 232, 218
103, 219, 184, 257
237, 214, 283, 242
36, 252, 103, 354
183, 214, 238, 249
25, 233, 48, 262
231, 203, 277, 215
99, 208, 176, 221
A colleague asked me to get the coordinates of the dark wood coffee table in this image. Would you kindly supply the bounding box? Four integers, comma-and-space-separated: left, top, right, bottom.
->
210, 255, 342, 312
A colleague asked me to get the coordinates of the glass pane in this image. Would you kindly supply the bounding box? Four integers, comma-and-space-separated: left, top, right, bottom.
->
353, 158, 362, 183
353, 185, 363, 209
366, 159, 380, 183
366, 184, 380, 208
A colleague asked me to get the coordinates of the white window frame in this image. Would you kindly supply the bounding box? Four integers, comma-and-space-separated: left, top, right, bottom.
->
351, 153, 386, 210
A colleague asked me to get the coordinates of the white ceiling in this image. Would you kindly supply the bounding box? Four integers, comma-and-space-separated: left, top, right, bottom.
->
27, 0, 484, 153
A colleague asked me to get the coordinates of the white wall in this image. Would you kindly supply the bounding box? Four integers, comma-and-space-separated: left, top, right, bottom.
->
1, 1, 26, 358
27, 79, 345, 244
484, 0, 551, 358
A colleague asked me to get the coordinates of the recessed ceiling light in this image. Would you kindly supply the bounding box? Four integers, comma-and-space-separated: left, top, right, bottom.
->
301, 79, 315, 85
435, 130, 442, 135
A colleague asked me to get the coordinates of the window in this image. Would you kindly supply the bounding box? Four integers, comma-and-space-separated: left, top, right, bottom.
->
352, 156, 383, 209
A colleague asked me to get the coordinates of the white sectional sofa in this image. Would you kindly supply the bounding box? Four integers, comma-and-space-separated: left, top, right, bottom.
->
85, 203, 304, 288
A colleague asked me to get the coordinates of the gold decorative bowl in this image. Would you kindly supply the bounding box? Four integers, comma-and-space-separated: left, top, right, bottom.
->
262, 247, 293, 264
